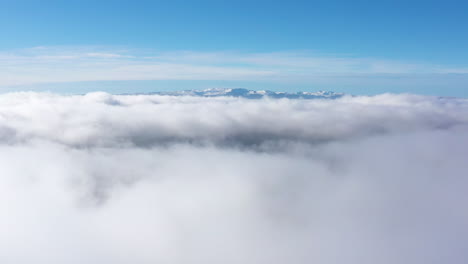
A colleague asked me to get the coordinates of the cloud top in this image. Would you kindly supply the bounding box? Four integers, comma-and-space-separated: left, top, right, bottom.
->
1, 92, 467, 149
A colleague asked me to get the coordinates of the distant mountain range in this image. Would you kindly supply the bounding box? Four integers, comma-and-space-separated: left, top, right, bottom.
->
141, 88, 345, 99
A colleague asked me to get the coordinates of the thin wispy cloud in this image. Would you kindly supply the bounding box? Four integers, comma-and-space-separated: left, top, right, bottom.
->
0, 46, 466, 88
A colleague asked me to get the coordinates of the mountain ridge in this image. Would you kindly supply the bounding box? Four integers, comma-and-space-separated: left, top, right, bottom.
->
138, 88, 345, 99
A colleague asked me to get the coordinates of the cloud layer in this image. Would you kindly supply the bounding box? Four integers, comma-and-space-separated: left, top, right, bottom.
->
1, 93, 468, 264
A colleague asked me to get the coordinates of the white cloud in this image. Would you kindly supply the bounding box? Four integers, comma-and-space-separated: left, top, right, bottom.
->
0, 93, 468, 263
0, 46, 467, 87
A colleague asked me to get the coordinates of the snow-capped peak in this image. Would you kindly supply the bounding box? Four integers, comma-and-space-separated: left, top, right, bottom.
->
147, 88, 344, 99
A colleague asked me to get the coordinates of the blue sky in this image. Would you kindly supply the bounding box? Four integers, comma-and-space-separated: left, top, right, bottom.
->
1, 0, 468, 96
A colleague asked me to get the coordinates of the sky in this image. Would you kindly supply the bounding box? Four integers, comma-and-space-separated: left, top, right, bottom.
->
1, 0, 468, 96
